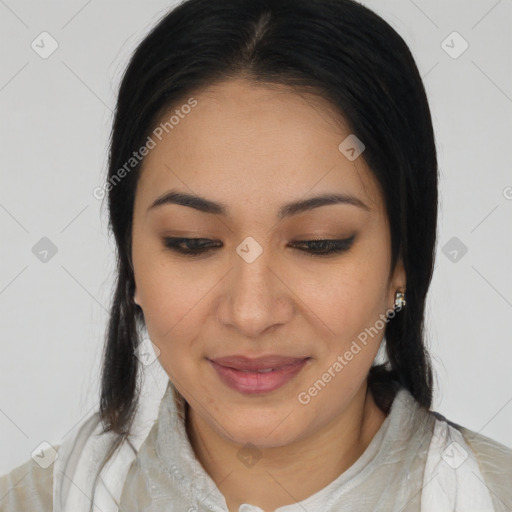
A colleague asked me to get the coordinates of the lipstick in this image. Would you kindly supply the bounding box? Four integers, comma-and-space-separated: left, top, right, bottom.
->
208, 355, 310, 394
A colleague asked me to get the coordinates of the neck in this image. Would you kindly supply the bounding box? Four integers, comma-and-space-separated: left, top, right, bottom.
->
185, 381, 387, 512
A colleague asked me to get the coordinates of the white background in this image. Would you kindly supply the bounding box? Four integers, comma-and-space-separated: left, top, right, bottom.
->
0, 0, 511, 475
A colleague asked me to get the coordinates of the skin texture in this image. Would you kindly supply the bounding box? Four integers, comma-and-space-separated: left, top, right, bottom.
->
132, 77, 406, 511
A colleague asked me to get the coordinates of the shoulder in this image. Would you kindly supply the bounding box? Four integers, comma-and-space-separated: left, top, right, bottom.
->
433, 411, 512, 510
0, 446, 58, 511
457, 424, 512, 480
434, 411, 512, 472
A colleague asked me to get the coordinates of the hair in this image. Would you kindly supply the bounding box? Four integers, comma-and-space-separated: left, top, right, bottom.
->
96, 0, 438, 483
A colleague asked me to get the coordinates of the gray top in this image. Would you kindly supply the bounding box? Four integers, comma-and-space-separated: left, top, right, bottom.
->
1, 382, 511, 511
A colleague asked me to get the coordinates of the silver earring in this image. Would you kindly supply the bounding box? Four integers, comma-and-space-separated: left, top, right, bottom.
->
394, 290, 406, 309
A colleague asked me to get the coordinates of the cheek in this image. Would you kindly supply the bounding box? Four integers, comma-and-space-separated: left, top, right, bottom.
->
137, 269, 205, 339
133, 243, 221, 357
133, 239, 188, 332
137, 274, 208, 386
297, 259, 389, 339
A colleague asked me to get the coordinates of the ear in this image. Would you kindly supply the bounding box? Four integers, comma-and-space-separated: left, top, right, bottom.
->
134, 287, 140, 306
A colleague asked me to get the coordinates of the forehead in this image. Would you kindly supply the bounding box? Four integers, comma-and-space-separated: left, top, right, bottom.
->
135, 78, 384, 219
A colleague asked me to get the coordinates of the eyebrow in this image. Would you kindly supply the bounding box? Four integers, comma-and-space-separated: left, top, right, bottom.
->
148, 189, 369, 220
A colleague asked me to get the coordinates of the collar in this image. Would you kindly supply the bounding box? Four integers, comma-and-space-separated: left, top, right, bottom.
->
149, 382, 427, 511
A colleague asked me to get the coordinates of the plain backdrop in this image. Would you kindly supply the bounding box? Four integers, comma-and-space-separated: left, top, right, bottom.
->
0, 0, 511, 475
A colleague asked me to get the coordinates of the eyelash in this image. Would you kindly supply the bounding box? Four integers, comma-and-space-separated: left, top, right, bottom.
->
162, 235, 355, 258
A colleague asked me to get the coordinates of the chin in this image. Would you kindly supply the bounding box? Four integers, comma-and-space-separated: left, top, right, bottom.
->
212, 408, 305, 449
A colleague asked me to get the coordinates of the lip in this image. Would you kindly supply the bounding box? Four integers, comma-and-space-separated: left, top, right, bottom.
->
210, 355, 309, 371
208, 356, 310, 395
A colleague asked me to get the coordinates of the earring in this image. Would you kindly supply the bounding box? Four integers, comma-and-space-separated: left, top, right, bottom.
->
394, 290, 406, 309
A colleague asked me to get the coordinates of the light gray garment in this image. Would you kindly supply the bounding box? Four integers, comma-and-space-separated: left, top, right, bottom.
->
119, 383, 512, 511
1, 383, 511, 511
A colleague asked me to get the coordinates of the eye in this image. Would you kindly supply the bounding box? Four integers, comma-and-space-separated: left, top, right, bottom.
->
288, 235, 356, 257
162, 235, 356, 258
162, 237, 222, 255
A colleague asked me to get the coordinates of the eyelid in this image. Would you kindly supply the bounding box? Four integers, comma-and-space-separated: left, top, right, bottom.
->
162, 234, 356, 257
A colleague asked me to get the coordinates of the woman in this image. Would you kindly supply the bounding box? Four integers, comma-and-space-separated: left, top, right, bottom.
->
1, 0, 511, 510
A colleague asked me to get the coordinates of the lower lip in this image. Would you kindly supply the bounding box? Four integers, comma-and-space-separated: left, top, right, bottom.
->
208, 358, 310, 394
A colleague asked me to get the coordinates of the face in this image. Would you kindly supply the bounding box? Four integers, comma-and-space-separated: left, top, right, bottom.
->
131, 78, 405, 449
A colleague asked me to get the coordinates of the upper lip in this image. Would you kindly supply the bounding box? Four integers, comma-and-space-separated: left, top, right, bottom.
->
209, 355, 309, 371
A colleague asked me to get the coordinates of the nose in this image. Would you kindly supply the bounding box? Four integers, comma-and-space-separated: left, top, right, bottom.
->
215, 245, 294, 338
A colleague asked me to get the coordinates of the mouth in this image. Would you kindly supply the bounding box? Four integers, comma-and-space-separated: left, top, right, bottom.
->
208, 356, 311, 394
